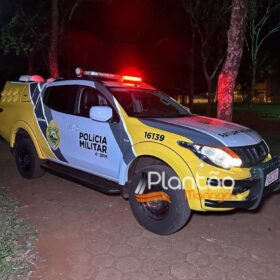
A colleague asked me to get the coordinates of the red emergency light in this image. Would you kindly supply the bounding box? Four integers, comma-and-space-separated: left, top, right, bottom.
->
121, 75, 142, 83
75, 68, 143, 86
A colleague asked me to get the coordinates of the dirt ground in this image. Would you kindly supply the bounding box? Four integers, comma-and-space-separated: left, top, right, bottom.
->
0, 138, 280, 280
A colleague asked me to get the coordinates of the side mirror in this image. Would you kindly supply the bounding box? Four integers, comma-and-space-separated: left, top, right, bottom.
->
89, 106, 113, 122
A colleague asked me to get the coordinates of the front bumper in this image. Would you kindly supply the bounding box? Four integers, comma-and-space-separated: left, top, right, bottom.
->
204, 156, 280, 210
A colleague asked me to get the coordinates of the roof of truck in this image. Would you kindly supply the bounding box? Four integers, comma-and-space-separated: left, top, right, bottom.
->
17, 68, 156, 90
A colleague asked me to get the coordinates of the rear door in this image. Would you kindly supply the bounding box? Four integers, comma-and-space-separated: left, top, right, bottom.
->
42, 84, 79, 163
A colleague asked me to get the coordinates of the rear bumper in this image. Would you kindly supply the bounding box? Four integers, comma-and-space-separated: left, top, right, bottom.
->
204, 156, 280, 210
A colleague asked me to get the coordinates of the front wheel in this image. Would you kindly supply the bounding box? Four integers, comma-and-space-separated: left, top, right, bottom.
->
14, 138, 45, 179
129, 164, 191, 235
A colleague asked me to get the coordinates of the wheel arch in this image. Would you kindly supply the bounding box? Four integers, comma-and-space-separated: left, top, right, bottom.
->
128, 155, 167, 179
119, 142, 203, 210
10, 121, 44, 159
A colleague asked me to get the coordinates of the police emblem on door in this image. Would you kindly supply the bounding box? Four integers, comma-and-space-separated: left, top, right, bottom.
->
46, 120, 61, 150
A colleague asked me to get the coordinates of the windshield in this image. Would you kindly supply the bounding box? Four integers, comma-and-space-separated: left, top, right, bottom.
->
110, 88, 191, 118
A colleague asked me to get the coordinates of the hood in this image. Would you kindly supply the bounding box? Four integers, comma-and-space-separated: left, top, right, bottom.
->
140, 115, 262, 147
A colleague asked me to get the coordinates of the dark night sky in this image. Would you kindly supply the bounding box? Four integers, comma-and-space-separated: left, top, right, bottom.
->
62, 0, 191, 93
1, 0, 280, 96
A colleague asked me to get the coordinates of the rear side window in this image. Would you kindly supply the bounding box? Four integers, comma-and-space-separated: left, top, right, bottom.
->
44, 85, 79, 114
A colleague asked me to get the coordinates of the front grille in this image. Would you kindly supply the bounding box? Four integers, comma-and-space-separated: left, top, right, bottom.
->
231, 141, 269, 167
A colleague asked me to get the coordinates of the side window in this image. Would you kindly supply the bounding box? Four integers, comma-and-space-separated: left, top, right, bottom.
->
44, 85, 79, 114
78, 87, 109, 118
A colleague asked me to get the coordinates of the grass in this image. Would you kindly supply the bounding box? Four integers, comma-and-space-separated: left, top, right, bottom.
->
0, 190, 36, 280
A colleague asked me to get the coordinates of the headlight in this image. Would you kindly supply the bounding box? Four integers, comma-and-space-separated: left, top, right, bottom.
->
178, 141, 242, 169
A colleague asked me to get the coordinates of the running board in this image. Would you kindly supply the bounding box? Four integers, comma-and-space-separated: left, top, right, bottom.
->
42, 161, 121, 194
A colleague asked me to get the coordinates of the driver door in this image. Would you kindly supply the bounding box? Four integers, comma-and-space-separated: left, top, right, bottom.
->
66, 85, 123, 181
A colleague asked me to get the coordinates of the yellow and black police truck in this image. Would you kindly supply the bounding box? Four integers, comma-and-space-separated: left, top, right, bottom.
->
0, 68, 279, 235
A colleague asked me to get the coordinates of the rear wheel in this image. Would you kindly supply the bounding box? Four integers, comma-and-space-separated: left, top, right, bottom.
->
14, 138, 45, 179
129, 164, 191, 235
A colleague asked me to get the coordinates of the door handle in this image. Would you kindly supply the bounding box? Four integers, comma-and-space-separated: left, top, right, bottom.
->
69, 124, 80, 131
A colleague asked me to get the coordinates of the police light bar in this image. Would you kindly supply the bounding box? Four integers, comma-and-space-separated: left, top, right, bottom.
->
19, 75, 45, 82
75, 67, 142, 83
75, 67, 121, 80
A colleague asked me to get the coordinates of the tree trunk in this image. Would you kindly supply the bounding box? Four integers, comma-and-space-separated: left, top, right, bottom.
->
49, 0, 60, 78
188, 27, 195, 108
217, 0, 247, 121
206, 78, 212, 115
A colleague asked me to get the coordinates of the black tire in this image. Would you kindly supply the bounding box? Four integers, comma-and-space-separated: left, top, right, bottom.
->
129, 164, 191, 235
14, 138, 45, 179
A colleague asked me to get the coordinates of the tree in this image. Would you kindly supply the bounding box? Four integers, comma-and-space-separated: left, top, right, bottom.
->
49, 0, 85, 78
180, 0, 196, 108
181, 0, 230, 115
0, 0, 85, 77
49, 0, 59, 77
0, 1, 48, 74
246, 0, 280, 105
217, 0, 248, 121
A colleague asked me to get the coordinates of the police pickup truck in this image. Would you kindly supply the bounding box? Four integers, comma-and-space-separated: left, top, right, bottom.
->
0, 68, 279, 235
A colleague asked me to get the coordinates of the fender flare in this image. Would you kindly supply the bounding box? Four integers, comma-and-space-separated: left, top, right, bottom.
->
9, 121, 45, 159
119, 141, 203, 211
